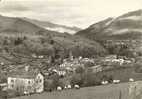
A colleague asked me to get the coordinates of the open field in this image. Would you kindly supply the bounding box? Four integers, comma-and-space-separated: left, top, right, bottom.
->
97, 66, 142, 83
12, 83, 130, 99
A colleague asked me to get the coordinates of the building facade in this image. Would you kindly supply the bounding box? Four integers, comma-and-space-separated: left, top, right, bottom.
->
7, 67, 44, 94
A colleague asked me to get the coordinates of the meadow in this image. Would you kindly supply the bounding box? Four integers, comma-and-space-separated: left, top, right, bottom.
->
12, 83, 130, 99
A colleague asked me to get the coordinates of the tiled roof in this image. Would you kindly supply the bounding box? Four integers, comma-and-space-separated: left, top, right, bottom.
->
8, 66, 39, 79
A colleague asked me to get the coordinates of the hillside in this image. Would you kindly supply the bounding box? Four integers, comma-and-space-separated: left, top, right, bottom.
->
0, 15, 107, 64
77, 9, 142, 40
76, 9, 142, 55
76, 17, 114, 40
22, 17, 81, 34
0, 15, 46, 34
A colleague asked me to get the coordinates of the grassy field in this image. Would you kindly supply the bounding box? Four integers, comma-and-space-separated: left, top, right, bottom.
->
12, 83, 130, 99
11, 67, 142, 99
98, 66, 142, 82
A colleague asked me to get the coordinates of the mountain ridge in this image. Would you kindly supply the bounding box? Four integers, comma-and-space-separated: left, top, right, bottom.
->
0, 14, 107, 63
21, 17, 81, 34
76, 9, 142, 40
76, 9, 142, 55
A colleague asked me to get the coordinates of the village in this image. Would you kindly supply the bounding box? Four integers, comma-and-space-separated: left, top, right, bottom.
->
0, 52, 138, 98
1, 0, 142, 98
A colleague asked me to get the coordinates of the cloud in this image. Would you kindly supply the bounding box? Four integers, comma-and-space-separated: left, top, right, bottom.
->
0, 0, 31, 12
0, 0, 142, 28
0, 4, 30, 12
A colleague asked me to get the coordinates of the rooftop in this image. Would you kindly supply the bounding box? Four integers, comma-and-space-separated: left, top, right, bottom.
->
8, 65, 40, 79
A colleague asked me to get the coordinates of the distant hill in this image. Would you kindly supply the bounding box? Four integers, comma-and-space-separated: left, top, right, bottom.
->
76, 17, 114, 40
22, 17, 81, 34
77, 9, 142, 40
0, 15, 106, 64
76, 9, 142, 55
0, 15, 46, 34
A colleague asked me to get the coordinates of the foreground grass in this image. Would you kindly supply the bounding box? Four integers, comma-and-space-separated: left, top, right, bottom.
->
12, 83, 130, 99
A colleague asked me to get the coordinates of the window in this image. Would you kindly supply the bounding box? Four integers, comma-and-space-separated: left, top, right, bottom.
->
11, 79, 14, 83
39, 79, 42, 83
11, 84, 14, 88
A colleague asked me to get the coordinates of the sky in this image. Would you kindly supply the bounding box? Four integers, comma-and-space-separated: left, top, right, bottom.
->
0, 0, 142, 28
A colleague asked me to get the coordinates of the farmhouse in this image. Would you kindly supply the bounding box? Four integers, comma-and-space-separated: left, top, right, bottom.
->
7, 66, 44, 94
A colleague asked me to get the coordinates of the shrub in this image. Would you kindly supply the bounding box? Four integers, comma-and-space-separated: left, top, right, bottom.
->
75, 66, 85, 74
44, 74, 61, 91
108, 75, 113, 83
44, 79, 55, 92
83, 70, 101, 87
14, 37, 24, 45
135, 63, 142, 73
70, 73, 84, 86
0, 91, 7, 99
6, 89, 20, 98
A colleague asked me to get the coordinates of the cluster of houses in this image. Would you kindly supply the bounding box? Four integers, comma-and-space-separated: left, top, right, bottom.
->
102, 55, 133, 66
0, 56, 85, 96
59, 56, 95, 70
0, 54, 136, 97
44, 56, 95, 77
104, 40, 142, 46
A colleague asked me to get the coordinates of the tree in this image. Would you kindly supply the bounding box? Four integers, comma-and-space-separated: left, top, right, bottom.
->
49, 74, 60, 89
71, 73, 84, 86
83, 69, 101, 87
44, 79, 54, 92
108, 75, 113, 83
14, 37, 23, 46
75, 66, 85, 74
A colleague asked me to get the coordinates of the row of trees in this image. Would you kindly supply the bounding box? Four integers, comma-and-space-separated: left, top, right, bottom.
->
44, 66, 114, 92
71, 66, 113, 87
102, 41, 140, 58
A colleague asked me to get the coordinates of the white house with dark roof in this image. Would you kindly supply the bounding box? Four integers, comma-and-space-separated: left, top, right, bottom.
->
7, 66, 44, 94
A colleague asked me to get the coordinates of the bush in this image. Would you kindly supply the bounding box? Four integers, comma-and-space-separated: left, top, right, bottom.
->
14, 37, 24, 45
70, 73, 84, 86
135, 63, 142, 73
83, 70, 101, 87
0, 91, 7, 99
6, 89, 21, 98
108, 75, 113, 83
44, 74, 61, 91
71, 69, 102, 87
75, 66, 85, 74
44, 79, 55, 92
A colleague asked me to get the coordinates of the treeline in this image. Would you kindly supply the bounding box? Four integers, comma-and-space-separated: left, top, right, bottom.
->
0, 35, 107, 61
99, 40, 142, 58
